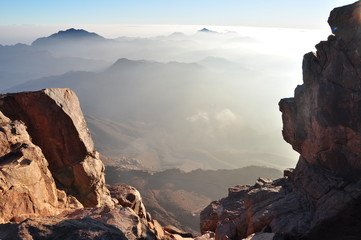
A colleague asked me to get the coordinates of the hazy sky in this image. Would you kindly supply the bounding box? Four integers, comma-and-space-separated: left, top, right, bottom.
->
1, 0, 356, 28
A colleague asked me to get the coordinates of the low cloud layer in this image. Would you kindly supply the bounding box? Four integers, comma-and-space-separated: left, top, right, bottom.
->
1, 26, 332, 170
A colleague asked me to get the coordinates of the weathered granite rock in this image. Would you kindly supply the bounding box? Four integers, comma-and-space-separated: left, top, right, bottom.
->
148, 219, 165, 239
241, 233, 275, 240
201, 1, 361, 239
0, 110, 84, 223
62, 206, 157, 240
108, 184, 147, 218
280, 1, 361, 180
0, 111, 61, 223
0, 88, 112, 207
164, 225, 194, 238
194, 232, 215, 240
0, 215, 128, 240
0, 88, 172, 239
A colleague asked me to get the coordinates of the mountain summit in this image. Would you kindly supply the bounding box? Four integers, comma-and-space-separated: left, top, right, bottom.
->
32, 28, 105, 46
198, 28, 217, 33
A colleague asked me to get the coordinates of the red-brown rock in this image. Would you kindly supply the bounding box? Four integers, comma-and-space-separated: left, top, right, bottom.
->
108, 184, 147, 218
0, 215, 129, 240
0, 111, 61, 223
280, 1, 361, 180
0, 88, 112, 207
0, 88, 169, 239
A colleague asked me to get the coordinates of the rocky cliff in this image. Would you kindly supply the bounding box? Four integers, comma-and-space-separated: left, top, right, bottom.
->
201, 1, 361, 239
0, 88, 207, 240
0, 88, 112, 208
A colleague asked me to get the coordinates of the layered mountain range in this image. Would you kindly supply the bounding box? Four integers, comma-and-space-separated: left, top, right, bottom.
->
1, 25, 299, 172
0, 1, 359, 240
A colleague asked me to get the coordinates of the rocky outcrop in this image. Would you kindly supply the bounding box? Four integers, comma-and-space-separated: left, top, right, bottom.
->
0, 88, 112, 207
0, 87, 208, 240
280, 2, 361, 180
201, 1, 361, 239
108, 184, 147, 218
0, 111, 62, 223
0, 216, 129, 240
0, 204, 162, 240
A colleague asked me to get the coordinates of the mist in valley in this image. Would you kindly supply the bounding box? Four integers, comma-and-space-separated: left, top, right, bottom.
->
1, 26, 332, 171
0, 23, 336, 234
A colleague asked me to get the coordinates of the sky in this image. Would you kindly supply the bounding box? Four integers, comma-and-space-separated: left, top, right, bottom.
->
0, 0, 356, 45
0, 0, 356, 28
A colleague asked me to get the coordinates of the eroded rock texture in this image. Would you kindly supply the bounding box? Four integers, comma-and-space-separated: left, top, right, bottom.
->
281, 1, 361, 180
108, 184, 147, 218
0, 111, 61, 223
0, 87, 200, 240
201, 2, 361, 239
0, 88, 112, 207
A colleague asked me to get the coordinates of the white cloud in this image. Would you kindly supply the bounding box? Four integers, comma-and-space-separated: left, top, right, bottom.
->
187, 109, 238, 128
215, 109, 237, 127
186, 111, 209, 122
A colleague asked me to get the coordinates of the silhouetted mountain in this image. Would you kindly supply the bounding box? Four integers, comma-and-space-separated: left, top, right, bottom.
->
32, 28, 105, 46
6, 57, 296, 171
29, 28, 118, 61
0, 44, 108, 89
198, 28, 217, 33
197, 56, 239, 70
168, 32, 186, 38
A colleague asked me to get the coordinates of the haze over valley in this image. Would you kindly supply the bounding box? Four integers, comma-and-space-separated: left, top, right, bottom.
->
1, 0, 359, 238
1, 26, 332, 171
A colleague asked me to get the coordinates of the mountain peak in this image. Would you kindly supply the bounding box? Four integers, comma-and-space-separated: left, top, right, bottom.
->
32, 28, 105, 46
198, 28, 217, 33
50, 28, 103, 39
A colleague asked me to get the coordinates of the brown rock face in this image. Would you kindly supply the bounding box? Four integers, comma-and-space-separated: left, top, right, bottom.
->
108, 184, 147, 218
0, 112, 60, 223
0, 88, 112, 207
280, 1, 361, 180
0, 88, 173, 239
0, 206, 160, 240
201, 1, 361, 239
0, 216, 129, 240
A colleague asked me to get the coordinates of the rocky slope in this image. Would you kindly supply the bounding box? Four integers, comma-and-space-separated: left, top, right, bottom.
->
200, 1, 361, 239
105, 167, 282, 235
0, 88, 205, 240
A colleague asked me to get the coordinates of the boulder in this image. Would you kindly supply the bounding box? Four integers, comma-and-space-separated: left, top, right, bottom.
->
194, 232, 215, 240
0, 216, 128, 240
201, 1, 361, 239
164, 225, 194, 238
108, 184, 147, 218
0, 88, 112, 207
62, 206, 157, 240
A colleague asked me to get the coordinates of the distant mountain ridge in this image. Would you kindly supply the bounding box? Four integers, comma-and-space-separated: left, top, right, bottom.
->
198, 28, 217, 34
1, 27, 298, 172
6, 56, 296, 171
0, 43, 108, 90
32, 28, 106, 46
